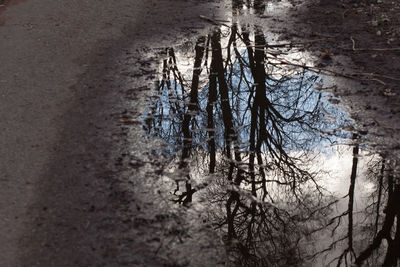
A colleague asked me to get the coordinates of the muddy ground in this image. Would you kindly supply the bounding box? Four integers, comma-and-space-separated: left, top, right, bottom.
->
0, 0, 399, 266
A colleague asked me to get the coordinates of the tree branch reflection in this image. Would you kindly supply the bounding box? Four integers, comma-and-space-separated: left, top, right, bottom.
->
143, 1, 399, 265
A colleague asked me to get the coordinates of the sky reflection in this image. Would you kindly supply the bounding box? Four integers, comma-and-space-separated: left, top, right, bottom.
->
142, 1, 400, 266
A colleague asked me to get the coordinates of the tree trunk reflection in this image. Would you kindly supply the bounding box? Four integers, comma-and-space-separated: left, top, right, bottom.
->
144, 1, 400, 265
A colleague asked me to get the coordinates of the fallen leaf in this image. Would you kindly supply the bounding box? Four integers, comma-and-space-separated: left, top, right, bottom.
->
320, 48, 332, 60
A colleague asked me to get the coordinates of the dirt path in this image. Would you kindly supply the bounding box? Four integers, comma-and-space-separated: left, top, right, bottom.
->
0, 0, 219, 266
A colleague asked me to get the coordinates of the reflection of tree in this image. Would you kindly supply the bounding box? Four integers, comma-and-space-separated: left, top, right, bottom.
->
355, 157, 400, 266
176, 37, 206, 205
144, 1, 383, 266
146, 21, 335, 264
318, 144, 400, 266
318, 134, 359, 266
211, 30, 244, 185
216, 187, 305, 266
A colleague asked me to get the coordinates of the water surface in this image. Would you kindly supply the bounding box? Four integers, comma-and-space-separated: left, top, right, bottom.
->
140, 1, 400, 266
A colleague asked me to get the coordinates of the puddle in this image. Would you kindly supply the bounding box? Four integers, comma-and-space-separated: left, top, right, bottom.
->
136, 1, 400, 266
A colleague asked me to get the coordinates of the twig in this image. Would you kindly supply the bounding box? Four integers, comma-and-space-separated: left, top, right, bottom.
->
277, 58, 400, 84
311, 32, 339, 38
369, 78, 386, 85
242, 38, 335, 50
199, 15, 230, 28
349, 36, 400, 51
351, 36, 356, 51
372, 118, 400, 131
343, 9, 350, 19
346, 47, 400, 51
356, 72, 400, 81
275, 59, 391, 85
266, 38, 335, 48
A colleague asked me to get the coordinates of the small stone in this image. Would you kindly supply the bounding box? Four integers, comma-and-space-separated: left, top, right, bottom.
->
376, 30, 382, 36
388, 38, 395, 44
383, 88, 396, 96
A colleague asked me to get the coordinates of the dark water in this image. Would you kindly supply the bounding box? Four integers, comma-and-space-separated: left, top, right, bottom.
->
141, 1, 400, 266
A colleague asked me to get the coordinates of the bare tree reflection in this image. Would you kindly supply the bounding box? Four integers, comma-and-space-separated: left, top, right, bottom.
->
142, 1, 400, 266
146, 22, 336, 264
312, 137, 400, 266
355, 157, 400, 267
